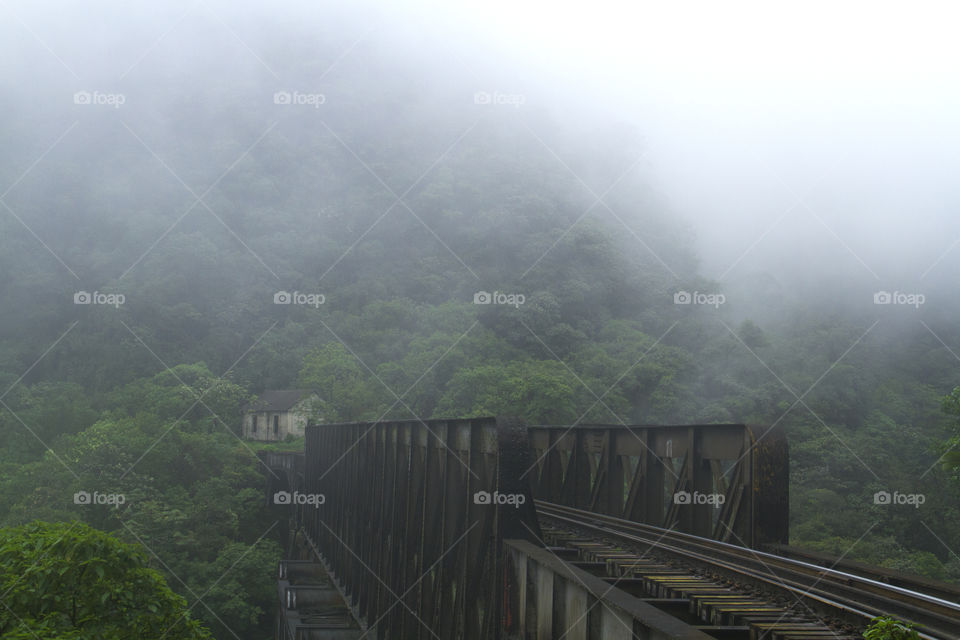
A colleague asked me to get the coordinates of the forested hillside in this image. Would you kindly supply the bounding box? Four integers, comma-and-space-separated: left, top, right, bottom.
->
1, 4, 958, 638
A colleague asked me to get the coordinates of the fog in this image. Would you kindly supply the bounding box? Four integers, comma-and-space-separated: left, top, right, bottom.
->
429, 0, 960, 284
6, 0, 958, 289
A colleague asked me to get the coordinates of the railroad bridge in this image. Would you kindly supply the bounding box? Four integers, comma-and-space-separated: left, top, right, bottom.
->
260, 418, 960, 640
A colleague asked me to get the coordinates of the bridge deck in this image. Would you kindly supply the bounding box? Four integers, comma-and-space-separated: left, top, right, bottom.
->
262, 418, 958, 639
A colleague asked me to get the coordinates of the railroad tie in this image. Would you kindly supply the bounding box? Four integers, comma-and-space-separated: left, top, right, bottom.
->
640, 574, 839, 638
539, 524, 860, 640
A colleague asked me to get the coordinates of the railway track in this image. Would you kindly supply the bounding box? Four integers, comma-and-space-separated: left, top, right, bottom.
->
762, 544, 960, 606
535, 500, 960, 640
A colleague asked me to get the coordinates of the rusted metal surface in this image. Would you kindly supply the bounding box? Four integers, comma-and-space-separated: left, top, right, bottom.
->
503, 539, 718, 640
525, 424, 788, 547
265, 419, 960, 639
267, 420, 798, 638
299, 416, 542, 639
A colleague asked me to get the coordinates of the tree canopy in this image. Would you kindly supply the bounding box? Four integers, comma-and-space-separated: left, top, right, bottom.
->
0, 521, 211, 639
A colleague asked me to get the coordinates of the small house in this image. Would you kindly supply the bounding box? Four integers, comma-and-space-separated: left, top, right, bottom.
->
242, 390, 320, 441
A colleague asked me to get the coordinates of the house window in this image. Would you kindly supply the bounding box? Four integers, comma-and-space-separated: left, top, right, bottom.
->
273, 414, 279, 435
251, 415, 257, 433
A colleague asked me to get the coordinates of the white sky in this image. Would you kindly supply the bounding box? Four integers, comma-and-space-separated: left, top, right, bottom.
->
402, 0, 960, 280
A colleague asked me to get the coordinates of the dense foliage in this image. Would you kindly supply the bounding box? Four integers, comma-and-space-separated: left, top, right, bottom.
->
0, 366, 280, 638
0, 521, 210, 639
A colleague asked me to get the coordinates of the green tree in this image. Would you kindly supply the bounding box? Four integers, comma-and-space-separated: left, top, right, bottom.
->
297, 342, 389, 421
434, 360, 580, 424
0, 521, 211, 639
939, 387, 960, 475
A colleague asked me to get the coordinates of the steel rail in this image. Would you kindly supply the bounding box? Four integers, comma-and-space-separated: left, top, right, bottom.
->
763, 543, 960, 605
536, 500, 960, 640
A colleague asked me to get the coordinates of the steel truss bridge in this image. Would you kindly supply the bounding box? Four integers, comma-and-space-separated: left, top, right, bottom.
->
261, 418, 960, 640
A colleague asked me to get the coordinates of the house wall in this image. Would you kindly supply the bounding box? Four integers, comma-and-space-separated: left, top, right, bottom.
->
241, 397, 317, 441
286, 402, 310, 436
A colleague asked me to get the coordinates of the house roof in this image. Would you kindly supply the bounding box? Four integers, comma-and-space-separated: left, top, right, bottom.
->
244, 390, 318, 412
